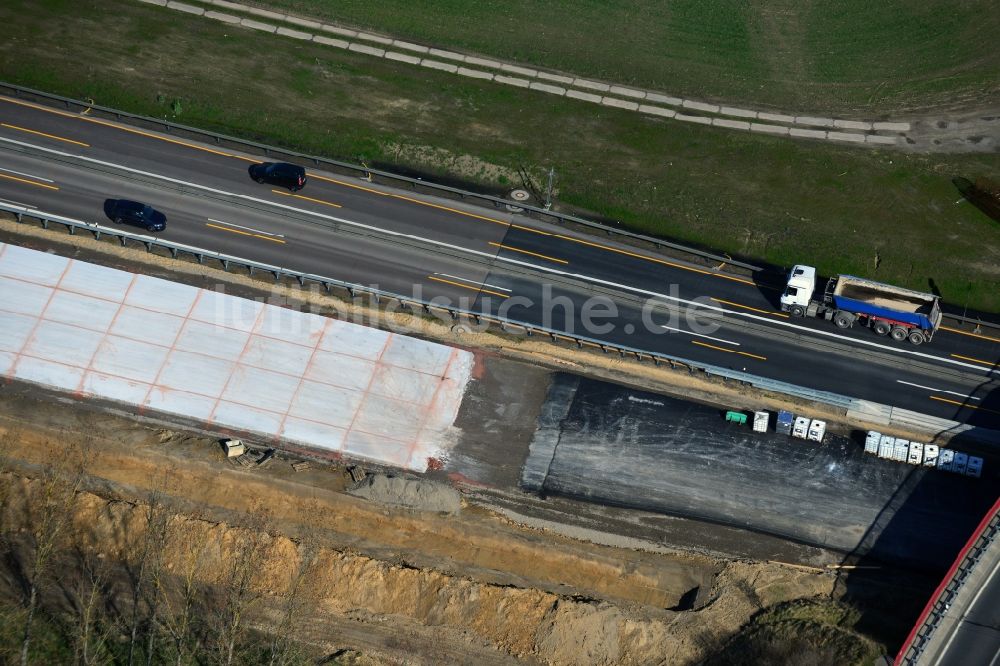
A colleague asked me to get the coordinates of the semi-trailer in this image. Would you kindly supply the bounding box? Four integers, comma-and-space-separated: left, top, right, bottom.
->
779, 265, 942, 345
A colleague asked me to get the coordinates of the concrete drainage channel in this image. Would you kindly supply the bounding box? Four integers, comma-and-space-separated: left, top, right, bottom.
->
140, 0, 918, 148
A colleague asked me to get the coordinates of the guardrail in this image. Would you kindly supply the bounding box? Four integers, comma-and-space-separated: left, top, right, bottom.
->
895, 496, 1000, 665
0, 80, 762, 272
2, 201, 857, 411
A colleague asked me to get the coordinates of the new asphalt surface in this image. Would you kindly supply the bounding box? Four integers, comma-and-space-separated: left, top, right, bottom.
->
523, 374, 1000, 568
1, 94, 998, 427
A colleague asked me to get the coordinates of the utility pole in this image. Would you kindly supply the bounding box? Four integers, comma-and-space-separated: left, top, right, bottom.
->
543, 167, 555, 210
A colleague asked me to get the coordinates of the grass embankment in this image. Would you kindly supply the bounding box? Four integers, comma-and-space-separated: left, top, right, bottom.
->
264, 0, 1000, 116
1, 0, 998, 310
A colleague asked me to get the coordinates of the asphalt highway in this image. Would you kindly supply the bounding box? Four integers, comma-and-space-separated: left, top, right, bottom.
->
1, 95, 998, 427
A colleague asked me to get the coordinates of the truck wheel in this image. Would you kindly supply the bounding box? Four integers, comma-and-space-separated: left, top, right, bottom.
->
890, 327, 908, 341
873, 321, 891, 336
790, 305, 805, 317
834, 312, 853, 328
908, 331, 926, 345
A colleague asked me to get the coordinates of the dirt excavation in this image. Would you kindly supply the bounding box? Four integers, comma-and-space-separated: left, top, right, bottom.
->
0, 220, 909, 664
0, 391, 856, 665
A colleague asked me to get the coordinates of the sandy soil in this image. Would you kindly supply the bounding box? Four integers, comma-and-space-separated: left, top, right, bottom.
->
0, 384, 836, 664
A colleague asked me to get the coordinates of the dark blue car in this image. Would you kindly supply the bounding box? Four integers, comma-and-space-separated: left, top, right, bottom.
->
107, 199, 167, 232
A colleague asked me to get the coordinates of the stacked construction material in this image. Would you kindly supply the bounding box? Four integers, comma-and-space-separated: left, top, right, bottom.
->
866, 431, 982, 478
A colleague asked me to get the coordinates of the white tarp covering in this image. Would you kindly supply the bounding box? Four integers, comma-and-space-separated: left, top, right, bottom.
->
0, 243, 472, 471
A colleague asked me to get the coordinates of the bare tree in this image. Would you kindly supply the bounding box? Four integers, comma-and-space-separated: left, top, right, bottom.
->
161, 518, 212, 666
124, 483, 174, 666
267, 536, 326, 666
64, 546, 112, 666
14, 448, 86, 666
215, 506, 274, 666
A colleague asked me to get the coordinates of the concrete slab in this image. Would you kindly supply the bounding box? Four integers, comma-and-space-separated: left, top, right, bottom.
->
392, 40, 428, 54
609, 86, 646, 99
834, 119, 873, 130
284, 15, 322, 30
276, 27, 312, 41
757, 112, 795, 124
572, 79, 610, 92
682, 100, 720, 113
795, 116, 835, 128
645, 92, 682, 106
0, 244, 473, 473
421, 59, 458, 74
209, 0, 243, 10
501, 63, 538, 77
244, 5, 285, 21
464, 56, 501, 69
713, 118, 751, 130
873, 121, 911, 132
601, 97, 639, 111
866, 134, 900, 145
356, 32, 394, 46
166, 0, 202, 13
320, 24, 357, 39
240, 18, 276, 33
750, 122, 789, 135
789, 128, 827, 139
675, 113, 713, 125
495, 75, 530, 88
205, 10, 240, 24
313, 35, 349, 49
136, 0, 167, 5
827, 131, 867, 143
537, 72, 574, 85
566, 90, 602, 103
428, 48, 464, 62
638, 105, 675, 118
385, 51, 421, 65
349, 43, 386, 57
720, 106, 757, 119
529, 82, 566, 95
457, 67, 494, 81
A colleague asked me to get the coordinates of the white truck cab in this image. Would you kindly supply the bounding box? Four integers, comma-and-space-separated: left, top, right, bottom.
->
779, 264, 817, 315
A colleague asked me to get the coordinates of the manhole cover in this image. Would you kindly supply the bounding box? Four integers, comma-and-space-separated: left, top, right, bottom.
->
506, 188, 531, 212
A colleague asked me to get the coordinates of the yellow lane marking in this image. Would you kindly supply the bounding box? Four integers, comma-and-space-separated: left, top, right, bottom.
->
0, 172, 59, 191
711, 297, 789, 318
2, 122, 90, 147
941, 325, 1000, 344
427, 275, 509, 299
691, 339, 767, 361
930, 395, 1000, 415
951, 353, 998, 368
489, 241, 568, 264
550, 232, 755, 286
2, 96, 238, 157
271, 189, 342, 208
206, 222, 286, 244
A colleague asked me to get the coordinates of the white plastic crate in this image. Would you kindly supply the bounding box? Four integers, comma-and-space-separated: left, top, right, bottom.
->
865, 431, 881, 455
893, 440, 910, 463
807, 419, 826, 443
922, 445, 939, 468
938, 449, 955, 472
792, 416, 810, 439
753, 411, 769, 433
878, 435, 896, 459
907, 442, 924, 466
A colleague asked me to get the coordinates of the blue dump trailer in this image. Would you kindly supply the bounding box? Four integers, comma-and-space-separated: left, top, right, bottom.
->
779, 265, 942, 345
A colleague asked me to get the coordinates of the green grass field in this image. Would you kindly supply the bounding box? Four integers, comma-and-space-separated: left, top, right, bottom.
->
0, 0, 998, 310
262, 0, 1000, 115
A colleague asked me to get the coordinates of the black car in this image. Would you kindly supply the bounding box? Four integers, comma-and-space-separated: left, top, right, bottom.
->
248, 162, 307, 191
106, 199, 167, 232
